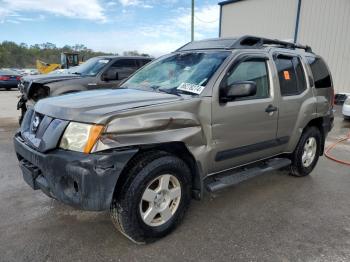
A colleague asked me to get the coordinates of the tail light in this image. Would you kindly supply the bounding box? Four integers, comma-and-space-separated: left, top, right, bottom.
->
16, 76, 21, 81
0, 76, 10, 81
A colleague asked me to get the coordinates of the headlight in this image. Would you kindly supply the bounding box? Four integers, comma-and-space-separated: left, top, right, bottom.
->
59, 122, 104, 153
345, 98, 350, 105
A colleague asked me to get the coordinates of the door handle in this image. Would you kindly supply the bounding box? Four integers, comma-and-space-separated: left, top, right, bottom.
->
265, 104, 278, 113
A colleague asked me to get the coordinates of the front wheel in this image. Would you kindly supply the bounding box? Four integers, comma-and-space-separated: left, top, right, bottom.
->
290, 126, 322, 177
110, 151, 191, 243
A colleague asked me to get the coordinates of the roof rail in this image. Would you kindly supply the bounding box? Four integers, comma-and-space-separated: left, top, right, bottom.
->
232, 35, 313, 53
175, 35, 313, 53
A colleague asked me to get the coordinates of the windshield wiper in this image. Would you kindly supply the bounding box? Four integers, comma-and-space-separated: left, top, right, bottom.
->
71, 72, 81, 75
158, 87, 181, 96
159, 86, 197, 96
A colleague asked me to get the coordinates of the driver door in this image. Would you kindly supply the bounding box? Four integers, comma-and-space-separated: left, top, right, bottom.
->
210, 54, 281, 173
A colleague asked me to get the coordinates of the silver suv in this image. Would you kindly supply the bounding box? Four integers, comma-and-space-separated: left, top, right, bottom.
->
14, 36, 334, 243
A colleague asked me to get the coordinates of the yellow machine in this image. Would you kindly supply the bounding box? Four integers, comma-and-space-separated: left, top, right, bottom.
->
36, 52, 81, 74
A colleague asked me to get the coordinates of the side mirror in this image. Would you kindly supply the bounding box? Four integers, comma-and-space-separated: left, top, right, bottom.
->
220, 81, 257, 102
102, 69, 119, 81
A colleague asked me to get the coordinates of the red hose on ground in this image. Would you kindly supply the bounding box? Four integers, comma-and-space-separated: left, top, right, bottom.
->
324, 130, 350, 166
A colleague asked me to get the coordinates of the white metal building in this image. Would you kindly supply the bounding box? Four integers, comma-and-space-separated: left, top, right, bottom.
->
219, 0, 350, 94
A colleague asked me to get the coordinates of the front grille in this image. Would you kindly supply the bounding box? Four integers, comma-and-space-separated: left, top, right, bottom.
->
29, 112, 46, 137
20, 108, 69, 153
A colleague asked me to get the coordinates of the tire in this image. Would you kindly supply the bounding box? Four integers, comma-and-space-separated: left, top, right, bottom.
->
110, 151, 192, 243
290, 126, 322, 177
344, 115, 350, 121
5, 87, 11, 91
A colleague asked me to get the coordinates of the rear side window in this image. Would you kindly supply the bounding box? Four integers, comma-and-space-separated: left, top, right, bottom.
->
275, 55, 307, 96
111, 59, 137, 68
139, 59, 151, 66
306, 56, 332, 88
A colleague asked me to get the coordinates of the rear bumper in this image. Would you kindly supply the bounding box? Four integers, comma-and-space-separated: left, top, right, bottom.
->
322, 113, 334, 133
14, 133, 138, 211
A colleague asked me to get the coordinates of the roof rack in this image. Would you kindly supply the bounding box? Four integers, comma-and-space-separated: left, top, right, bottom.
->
232, 35, 313, 52
176, 35, 313, 53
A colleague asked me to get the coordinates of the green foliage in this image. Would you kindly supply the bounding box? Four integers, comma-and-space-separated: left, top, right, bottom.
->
0, 41, 117, 68
122, 50, 151, 57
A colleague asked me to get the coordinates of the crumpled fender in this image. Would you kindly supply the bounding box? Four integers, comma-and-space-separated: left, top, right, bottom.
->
93, 98, 212, 174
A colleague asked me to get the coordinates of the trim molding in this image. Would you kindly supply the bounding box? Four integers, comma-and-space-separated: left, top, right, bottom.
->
218, 0, 247, 6
215, 136, 290, 162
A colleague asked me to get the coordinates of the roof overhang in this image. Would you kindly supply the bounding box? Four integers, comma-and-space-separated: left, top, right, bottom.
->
218, 0, 247, 6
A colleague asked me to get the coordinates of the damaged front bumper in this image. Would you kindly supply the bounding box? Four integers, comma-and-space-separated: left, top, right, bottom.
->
14, 133, 137, 211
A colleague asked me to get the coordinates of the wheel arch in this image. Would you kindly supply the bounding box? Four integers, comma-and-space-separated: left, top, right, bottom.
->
113, 142, 203, 201
302, 116, 331, 156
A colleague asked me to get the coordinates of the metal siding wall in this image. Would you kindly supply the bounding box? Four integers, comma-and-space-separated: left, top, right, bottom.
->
298, 0, 350, 93
221, 0, 298, 40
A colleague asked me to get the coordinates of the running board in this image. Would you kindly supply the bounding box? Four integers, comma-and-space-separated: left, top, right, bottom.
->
206, 158, 291, 193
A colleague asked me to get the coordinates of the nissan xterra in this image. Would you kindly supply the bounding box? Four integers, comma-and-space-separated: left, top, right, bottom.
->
14, 36, 334, 243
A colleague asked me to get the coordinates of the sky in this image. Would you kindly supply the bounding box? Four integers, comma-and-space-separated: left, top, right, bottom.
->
0, 0, 221, 56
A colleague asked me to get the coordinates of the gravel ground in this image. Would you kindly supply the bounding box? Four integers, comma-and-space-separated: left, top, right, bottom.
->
0, 90, 349, 262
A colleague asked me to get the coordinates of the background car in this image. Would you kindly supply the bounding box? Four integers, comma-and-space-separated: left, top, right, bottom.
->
0, 69, 21, 90
342, 97, 350, 120
334, 93, 349, 105
17, 56, 152, 123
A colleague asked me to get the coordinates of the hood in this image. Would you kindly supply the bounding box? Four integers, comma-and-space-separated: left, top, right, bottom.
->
20, 74, 85, 97
34, 88, 184, 124
23, 73, 82, 85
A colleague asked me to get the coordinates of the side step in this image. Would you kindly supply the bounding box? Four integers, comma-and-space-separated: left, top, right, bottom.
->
206, 158, 291, 192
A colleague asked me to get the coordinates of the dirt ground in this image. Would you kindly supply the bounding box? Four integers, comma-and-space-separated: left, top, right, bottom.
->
0, 90, 349, 262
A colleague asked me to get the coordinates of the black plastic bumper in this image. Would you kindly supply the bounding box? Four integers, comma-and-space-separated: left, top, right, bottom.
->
322, 113, 334, 133
14, 134, 138, 211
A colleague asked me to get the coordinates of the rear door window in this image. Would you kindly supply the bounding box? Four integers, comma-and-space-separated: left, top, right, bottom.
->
111, 59, 137, 68
294, 57, 307, 93
275, 55, 307, 96
306, 56, 332, 88
139, 59, 151, 67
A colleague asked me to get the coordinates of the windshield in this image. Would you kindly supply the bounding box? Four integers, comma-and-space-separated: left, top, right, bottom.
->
122, 51, 230, 95
69, 57, 111, 76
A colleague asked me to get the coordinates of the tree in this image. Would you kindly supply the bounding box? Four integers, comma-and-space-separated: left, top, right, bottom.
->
123, 50, 150, 57
0, 41, 114, 68
0, 41, 149, 68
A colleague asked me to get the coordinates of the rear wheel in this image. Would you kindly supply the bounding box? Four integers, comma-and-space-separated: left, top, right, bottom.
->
290, 126, 322, 177
110, 151, 191, 243
5, 87, 11, 91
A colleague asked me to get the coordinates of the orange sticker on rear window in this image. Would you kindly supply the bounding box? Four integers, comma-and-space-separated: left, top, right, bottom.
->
283, 70, 291, 80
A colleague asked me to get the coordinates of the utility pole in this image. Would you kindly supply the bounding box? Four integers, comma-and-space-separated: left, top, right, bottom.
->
191, 0, 194, 42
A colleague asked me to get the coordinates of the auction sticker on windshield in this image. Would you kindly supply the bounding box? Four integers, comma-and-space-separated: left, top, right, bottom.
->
177, 82, 205, 95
